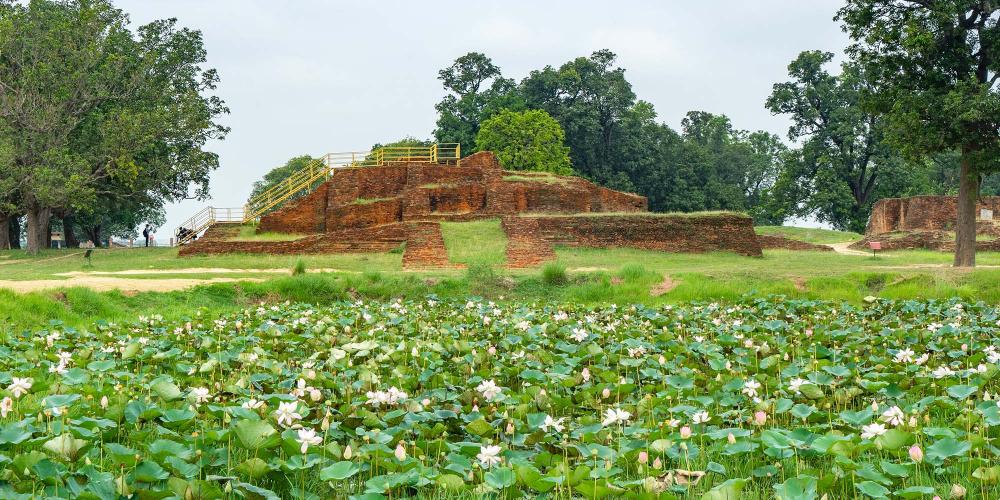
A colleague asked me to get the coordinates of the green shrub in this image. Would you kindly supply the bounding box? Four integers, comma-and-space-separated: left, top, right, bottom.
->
292, 258, 306, 276
466, 262, 502, 298
541, 262, 568, 286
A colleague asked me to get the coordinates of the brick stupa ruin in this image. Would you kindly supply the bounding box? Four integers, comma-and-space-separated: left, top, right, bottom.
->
180, 151, 763, 266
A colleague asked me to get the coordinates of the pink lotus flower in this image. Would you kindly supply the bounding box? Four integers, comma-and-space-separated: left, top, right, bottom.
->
753, 411, 767, 426
908, 444, 923, 462
679, 426, 692, 439
394, 442, 406, 461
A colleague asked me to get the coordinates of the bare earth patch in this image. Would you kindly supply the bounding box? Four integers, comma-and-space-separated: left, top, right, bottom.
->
0, 276, 264, 293
650, 276, 678, 297
55, 267, 348, 276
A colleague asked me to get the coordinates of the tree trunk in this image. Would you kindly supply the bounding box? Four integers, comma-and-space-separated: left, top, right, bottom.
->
0, 214, 9, 250
25, 206, 52, 255
86, 225, 102, 248
8, 215, 20, 249
62, 214, 79, 248
954, 148, 979, 267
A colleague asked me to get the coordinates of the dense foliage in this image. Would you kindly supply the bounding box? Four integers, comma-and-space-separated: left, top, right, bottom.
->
837, 1, 1000, 265
0, 0, 226, 252
476, 109, 572, 175
2, 297, 999, 498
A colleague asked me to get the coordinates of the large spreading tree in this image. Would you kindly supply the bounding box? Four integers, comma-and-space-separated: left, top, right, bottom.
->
0, 0, 226, 252
838, 1, 1000, 266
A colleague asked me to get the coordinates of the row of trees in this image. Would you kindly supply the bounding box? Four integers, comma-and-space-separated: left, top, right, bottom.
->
0, 0, 226, 253
428, 49, 995, 234
427, 1, 1000, 266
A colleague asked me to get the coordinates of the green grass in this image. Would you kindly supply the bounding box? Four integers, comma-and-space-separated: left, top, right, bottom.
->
230, 224, 308, 241
502, 173, 570, 184
755, 225, 863, 244
439, 218, 507, 266
5, 220, 1000, 333
352, 197, 396, 205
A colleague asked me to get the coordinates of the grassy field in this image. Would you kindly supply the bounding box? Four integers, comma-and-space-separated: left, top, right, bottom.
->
2, 223, 1000, 332
232, 225, 308, 241
755, 225, 863, 244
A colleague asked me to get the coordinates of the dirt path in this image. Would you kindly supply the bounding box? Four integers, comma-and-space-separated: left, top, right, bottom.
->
0, 276, 265, 293
55, 267, 349, 276
650, 276, 679, 296
826, 242, 872, 256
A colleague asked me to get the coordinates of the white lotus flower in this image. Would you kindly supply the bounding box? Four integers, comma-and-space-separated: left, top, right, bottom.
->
476, 380, 502, 401
570, 328, 588, 342
539, 414, 565, 433
242, 398, 265, 410
932, 366, 955, 378
0, 397, 11, 418
296, 428, 322, 454
894, 348, 915, 363
861, 423, 888, 439
477, 445, 502, 468
881, 406, 905, 427
742, 379, 761, 398
602, 408, 632, 427
8, 377, 32, 398
788, 378, 806, 394
275, 401, 303, 427
190, 387, 210, 404
692, 410, 711, 424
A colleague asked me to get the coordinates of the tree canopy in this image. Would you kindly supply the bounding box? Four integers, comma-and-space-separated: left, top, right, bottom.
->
0, 0, 226, 252
838, 0, 1000, 266
475, 109, 572, 174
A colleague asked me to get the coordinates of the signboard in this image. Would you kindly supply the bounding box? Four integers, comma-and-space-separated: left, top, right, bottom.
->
981, 209, 994, 221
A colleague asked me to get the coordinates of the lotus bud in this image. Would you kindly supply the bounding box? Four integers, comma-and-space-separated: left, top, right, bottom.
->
908, 445, 923, 463
394, 442, 407, 461
950, 484, 966, 498
637, 450, 649, 464
100, 396, 109, 409
505, 422, 514, 435
652, 457, 662, 470
602, 388, 611, 399
582, 367, 591, 382
680, 426, 692, 439
727, 433, 736, 445
658, 355, 666, 365
422, 398, 431, 406
310, 389, 322, 402
343, 445, 352, 459
871, 401, 879, 412
753, 411, 767, 426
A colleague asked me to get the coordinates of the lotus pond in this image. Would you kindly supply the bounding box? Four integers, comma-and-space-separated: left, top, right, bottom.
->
1, 297, 999, 499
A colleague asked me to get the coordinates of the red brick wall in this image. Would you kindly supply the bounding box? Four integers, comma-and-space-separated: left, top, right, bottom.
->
257, 183, 330, 233
867, 196, 1000, 235
179, 224, 407, 256
325, 198, 403, 231
505, 214, 762, 257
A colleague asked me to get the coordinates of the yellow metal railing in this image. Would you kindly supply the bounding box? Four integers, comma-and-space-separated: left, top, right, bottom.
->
242, 143, 461, 222
174, 206, 244, 245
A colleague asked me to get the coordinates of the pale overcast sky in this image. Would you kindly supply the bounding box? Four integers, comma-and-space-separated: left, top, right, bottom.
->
114, 0, 850, 235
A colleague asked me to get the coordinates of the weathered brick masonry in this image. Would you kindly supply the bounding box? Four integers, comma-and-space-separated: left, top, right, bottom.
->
867, 195, 1000, 235
503, 213, 763, 263
184, 151, 760, 266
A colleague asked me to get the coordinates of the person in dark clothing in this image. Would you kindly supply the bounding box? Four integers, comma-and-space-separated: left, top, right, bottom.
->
142, 224, 151, 247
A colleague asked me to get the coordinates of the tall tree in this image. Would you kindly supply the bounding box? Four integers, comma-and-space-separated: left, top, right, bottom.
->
475, 109, 572, 174
433, 53, 521, 150
838, 1, 1000, 266
766, 51, 898, 232
520, 50, 636, 185
0, 0, 226, 253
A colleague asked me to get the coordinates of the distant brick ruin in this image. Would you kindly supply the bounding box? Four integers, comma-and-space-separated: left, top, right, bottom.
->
180, 151, 763, 266
853, 195, 1000, 251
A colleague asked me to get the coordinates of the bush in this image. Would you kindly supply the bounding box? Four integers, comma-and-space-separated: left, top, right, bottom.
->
291, 258, 306, 276
541, 262, 568, 286
466, 263, 502, 298
475, 109, 573, 175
